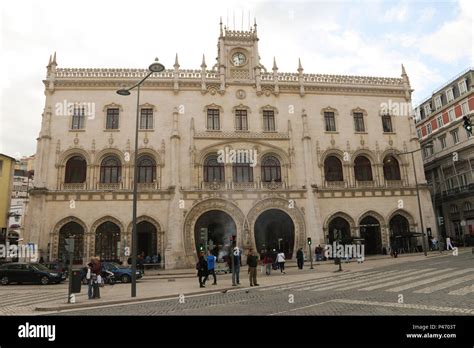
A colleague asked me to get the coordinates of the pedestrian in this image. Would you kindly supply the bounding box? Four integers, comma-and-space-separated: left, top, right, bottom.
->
446, 237, 454, 250
315, 245, 322, 261
276, 250, 286, 274
205, 250, 217, 285
85, 260, 94, 300
264, 251, 273, 275
247, 249, 259, 287
259, 249, 266, 274
39, 256, 45, 264
196, 252, 208, 288
91, 256, 101, 299
232, 246, 242, 286
296, 247, 304, 270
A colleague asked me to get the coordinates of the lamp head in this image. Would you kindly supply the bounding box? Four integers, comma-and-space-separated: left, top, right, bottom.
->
149, 57, 165, 73
116, 89, 131, 96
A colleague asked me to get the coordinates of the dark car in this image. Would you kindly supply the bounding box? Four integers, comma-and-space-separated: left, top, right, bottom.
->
0, 263, 64, 285
44, 262, 68, 280
81, 262, 143, 284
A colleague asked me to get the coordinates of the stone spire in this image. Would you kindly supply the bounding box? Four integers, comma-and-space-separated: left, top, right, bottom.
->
201, 54, 206, 69
272, 57, 278, 72
174, 53, 180, 69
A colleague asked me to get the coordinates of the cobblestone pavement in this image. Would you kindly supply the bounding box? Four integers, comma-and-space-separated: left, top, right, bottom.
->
55, 251, 473, 316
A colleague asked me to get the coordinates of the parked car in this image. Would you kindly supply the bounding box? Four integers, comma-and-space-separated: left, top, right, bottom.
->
0, 263, 64, 285
81, 262, 143, 284
44, 262, 68, 280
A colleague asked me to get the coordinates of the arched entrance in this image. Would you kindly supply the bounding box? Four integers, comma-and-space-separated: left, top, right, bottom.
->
137, 221, 157, 258
194, 210, 237, 259
254, 209, 295, 259
95, 221, 121, 262
328, 217, 352, 244
58, 222, 84, 264
359, 216, 382, 255
389, 214, 414, 253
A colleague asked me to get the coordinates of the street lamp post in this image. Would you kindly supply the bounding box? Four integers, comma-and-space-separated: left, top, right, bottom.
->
117, 58, 165, 298
398, 146, 431, 257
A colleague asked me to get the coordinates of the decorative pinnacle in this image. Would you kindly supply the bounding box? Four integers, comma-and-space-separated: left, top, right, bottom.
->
174, 53, 180, 69
273, 57, 278, 71
201, 54, 207, 69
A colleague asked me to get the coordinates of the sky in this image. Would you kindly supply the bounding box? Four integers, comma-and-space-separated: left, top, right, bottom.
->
0, 0, 472, 158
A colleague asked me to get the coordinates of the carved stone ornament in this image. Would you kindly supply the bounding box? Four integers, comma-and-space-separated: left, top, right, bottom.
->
236, 89, 246, 99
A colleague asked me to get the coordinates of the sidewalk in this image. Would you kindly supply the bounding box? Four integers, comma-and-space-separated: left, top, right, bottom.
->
35, 248, 465, 312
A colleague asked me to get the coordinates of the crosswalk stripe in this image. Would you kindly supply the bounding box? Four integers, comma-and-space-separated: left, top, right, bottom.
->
327, 268, 429, 291
306, 270, 405, 291
448, 285, 474, 296
259, 271, 381, 292
359, 268, 455, 291
387, 268, 474, 292
0, 292, 64, 307
414, 274, 474, 294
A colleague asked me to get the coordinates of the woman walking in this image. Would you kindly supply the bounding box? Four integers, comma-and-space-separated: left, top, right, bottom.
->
276, 250, 286, 274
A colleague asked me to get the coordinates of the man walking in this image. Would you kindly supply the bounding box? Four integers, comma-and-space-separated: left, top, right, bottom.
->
276, 250, 286, 274
232, 246, 242, 286
196, 252, 208, 288
247, 249, 259, 287
205, 251, 217, 285
296, 247, 304, 269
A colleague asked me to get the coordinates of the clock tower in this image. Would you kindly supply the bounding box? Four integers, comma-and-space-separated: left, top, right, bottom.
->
216, 18, 263, 87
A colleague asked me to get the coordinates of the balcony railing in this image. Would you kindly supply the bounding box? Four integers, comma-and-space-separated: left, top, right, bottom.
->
324, 181, 346, 188
62, 183, 86, 190
355, 180, 375, 188
98, 182, 122, 190
384, 180, 404, 188
137, 182, 159, 191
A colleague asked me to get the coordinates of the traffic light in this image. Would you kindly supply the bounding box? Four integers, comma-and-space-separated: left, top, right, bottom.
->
463, 116, 472, 135
307, 237, 312, 245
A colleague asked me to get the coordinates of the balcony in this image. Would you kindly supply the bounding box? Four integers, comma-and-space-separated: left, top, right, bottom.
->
97, 182, 122, 190
384, 180, 404, 188
355, 180, 375, 188
324, 181, 346, 189
137, 182, 159, 191
62, 183, 86, 191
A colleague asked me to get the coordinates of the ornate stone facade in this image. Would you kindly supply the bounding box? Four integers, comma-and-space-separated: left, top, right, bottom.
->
23, 21, 437, 268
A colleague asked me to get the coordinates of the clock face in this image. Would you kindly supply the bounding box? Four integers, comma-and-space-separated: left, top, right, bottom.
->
232, 52, 246, 66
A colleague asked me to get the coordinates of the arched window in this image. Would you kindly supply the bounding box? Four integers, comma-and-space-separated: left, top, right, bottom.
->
383, 155, 401, 180
233, 163, 253, 183
137, 155, 156, 183
324, 156, 343, 181
203, 155, 224, 182
464, 202, 472, 212
261, 156, 281, 182
100, 156, 121, 183
354, 156, 373, 181
65, 156, 87, 183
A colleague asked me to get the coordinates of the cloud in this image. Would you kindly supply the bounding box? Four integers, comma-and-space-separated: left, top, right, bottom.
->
383, 4, 409, 22
418, 0, 472, 63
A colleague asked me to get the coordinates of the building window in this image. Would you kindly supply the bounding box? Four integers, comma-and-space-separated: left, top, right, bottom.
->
383, 156, 401, 180
459, 173, 469, 188
233, 163, 253, 182
450, 205, 458, 213
427, 123, 432, 135
448, 109, 455, 122
424, 104, 431, 116
439, 136, 446, 149
106, 108, 120, 130
235, 109, 248, 131
140, 108, 154, 130
353, 112, 365, 132
417, 129, 422, 139
324, 156, 343, 182
261, 155, 281, 182
461, 102, 469, 116
458, 80, 468, 94
263, 110, 275, 131
446, 177, 455, 190
446, 88, 454, 103
207, 109, 220, 130
464, 201, 472, 212
451, 129, 459, 144
324, 112, 336, 132
415, 108, 421, 121
64, 156, 87, 183
434, 96, 442, 110
423, 146, 433, 158
354, 156, 373, 181
382, 114, 393, 132
436, 116, 443, 128
137, 155, 156, 183
203, 155, 224, 182
71, 107, 85, 130
100, 156, 121, 183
